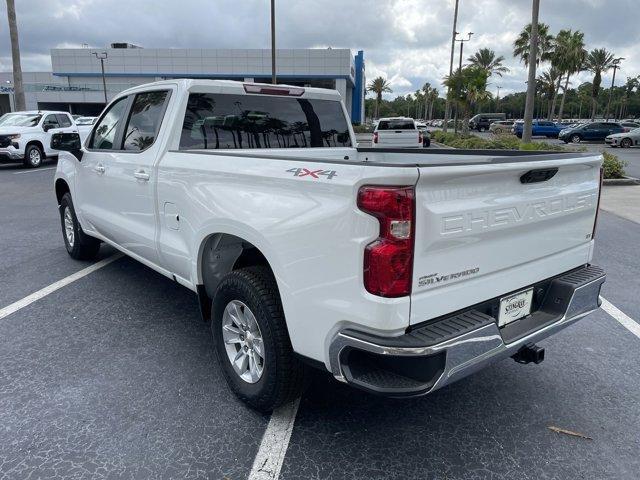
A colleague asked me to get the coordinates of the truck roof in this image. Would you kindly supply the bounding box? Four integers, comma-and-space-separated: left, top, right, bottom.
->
119, 78, 343, 101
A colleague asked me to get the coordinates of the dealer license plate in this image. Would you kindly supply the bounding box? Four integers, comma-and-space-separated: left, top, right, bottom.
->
498, 288, 533, 327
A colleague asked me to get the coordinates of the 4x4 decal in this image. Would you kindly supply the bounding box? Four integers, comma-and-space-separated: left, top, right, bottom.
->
286, 167, 338, 180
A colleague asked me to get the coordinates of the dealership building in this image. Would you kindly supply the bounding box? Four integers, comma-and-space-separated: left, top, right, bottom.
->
0, 45, 366, 123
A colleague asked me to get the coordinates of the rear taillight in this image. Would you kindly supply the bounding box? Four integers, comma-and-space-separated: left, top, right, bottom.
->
357, 186, 415, 297
592, 166, 604, 239
373, 132, 379, 144
418, 132, 423, 144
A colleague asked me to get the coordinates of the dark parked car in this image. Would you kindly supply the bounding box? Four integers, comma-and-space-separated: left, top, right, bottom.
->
559, 122, 624, 143
513, 120, 563, 138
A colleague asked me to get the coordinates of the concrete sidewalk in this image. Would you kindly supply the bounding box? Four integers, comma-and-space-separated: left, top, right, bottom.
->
601, 185, 640, 224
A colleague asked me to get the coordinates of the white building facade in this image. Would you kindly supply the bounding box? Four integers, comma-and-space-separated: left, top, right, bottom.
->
0, 46, 366, 123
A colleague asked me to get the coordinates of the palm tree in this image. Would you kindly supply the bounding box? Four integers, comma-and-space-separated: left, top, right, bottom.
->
444, 66, 491, 134
585, 48, 617, 120
467, 48, 509, 77
5, 0, 26, 110
366, 77, 392, 119
555, 30, 586, 120
538, 68, 561, 119
513, 22, 554, 67
619, 76, 639, 119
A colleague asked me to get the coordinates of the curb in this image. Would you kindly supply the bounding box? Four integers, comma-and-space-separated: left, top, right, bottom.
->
603, 176, 640, 186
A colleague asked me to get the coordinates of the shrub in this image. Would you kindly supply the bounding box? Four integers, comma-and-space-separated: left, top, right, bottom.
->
602, 151, 627, 179
352, 124, 373, 134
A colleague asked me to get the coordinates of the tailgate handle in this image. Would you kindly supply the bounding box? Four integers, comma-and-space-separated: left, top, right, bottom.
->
520, 168, 558, 184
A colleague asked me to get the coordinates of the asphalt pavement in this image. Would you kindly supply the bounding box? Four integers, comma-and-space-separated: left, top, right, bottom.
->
0, 160, 638, 479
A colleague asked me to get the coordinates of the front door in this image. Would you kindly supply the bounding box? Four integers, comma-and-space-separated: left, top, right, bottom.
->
76, 96, 130, 237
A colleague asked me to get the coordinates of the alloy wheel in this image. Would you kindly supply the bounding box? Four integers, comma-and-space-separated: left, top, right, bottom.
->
63, 206, 75, 247
221, 300, 265, 384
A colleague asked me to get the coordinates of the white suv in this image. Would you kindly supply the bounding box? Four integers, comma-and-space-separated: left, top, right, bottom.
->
0, 111, 77, 167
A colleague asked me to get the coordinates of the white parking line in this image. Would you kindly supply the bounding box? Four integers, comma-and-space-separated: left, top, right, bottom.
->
601, 297, 640, 339
248, 398, 300, 480
0, 253, 123, 321
12, 167, 57, 175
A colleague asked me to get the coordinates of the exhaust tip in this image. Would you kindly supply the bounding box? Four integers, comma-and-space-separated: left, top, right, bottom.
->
512, 343, 545, 365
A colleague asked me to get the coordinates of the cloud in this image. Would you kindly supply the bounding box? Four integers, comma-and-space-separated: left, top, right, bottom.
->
0, 0, 637, 99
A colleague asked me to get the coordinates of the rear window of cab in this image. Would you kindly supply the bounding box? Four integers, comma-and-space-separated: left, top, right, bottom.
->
377, 120, 415, 130
179, 93, 352, 150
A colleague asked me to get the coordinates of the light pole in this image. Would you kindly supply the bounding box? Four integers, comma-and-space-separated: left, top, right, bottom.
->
496, 85, 502, 111
271, 0, 276, 84
443, 0, 460, 133
92, 52, 108, 104
605, 57, 624, 121
453, 32, 473, 133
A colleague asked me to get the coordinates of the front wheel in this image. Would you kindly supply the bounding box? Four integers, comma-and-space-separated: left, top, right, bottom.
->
479, 127, 486, 132
59, 193, 101, 260
571, 134, 581, 144
23, 144, 44, 168
213, 266, 304, 412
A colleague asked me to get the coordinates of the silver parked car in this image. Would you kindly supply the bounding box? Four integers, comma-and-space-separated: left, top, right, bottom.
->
489, 120, 514, 134
605, 127, 640, 148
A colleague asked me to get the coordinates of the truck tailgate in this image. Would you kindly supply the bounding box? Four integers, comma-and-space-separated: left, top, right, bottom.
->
410, 155, 602, 325
377, 130, 420, 147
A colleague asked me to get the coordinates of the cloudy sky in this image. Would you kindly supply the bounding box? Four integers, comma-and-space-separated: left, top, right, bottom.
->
1, 0, 638, 99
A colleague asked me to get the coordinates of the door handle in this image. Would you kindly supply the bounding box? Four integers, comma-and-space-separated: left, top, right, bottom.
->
93, 164, 105, 174
133, 170, 150, 181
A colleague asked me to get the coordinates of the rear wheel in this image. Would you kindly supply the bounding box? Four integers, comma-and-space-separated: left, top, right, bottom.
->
23, 144, 44, 168
213, 266, 304, 412
621, 138, 632, 148
59, 193, 101, 260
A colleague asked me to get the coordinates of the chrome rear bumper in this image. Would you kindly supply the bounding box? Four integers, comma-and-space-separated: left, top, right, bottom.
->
329, 265, 606, 397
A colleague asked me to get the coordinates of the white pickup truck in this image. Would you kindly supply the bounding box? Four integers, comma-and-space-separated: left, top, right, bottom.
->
0, 110, 78, 167
373, 117, 424, 148
52, 79, 606, 412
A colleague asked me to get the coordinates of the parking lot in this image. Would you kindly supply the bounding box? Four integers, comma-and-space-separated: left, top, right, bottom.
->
1, 160, 639, 479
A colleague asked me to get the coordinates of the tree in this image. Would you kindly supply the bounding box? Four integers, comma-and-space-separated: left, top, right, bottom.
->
619, 76, 639, 119
585, 48, 617, 120
421, 83, 439, 120
467, 48, 509, 77
520, 0, 541, 143
554, 30, 586, 120
5, 0, 26, 110
538, 67, 561, 119
513, 21, 553, 67
366, 77, 392, 119
444, 66, 490, 134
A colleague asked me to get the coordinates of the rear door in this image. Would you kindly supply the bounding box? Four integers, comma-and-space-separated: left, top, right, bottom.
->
409, 153, 602, 324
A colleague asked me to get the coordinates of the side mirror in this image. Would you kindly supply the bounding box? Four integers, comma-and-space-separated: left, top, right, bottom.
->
51, 132, 83, 161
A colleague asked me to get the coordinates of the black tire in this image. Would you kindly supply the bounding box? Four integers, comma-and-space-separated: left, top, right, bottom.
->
59, 193, 101, 260
571, 134, 581, 144
621, 138, 632, 148
479, 126, 486, 132
212, 266, 304, 412
23, 143, 44, 168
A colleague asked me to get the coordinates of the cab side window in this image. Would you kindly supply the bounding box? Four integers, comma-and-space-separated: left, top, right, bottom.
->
89, 97, 128, 150
43, 114, 60, 130
56, 114, 72, 128
122, 90, 169, 151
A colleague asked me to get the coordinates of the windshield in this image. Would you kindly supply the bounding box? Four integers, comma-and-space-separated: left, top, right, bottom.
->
0, 113, 42, 127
